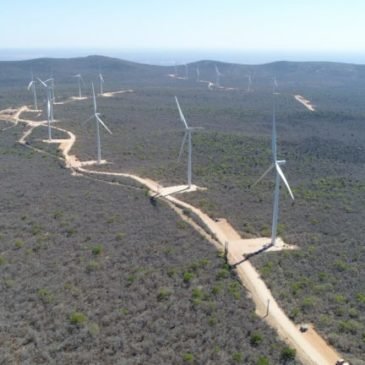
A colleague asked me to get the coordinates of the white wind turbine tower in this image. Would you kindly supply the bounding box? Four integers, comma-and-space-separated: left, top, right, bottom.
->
37, 78, 53, 141
215, 64, 223, 87
99, 72, 104, 95
85, 83, 112, 164
27, 72, 38, 110
175, 96, 202, 188
196, 66, 200, 82
247, 73, 253, 92
184, 64, 189, 79
273, 76, 278, 93
73, 74, 84, 98
252, 92, 294, 247
45, 77, 55, 121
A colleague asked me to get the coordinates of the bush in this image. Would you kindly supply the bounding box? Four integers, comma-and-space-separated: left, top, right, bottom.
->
216, 268, 230, 280
14, 239, 24, 249
0, 255, 6, 265
115, 232, 125, 241
182, 352, 194, 363
69, 311, 87, 326
256, 357, 270, 365
183, 271, 194, 284
250, 332, 263, 347
191, 287, 209, 306
37, 288, 53, 304
91, 244, 103, 255
157, 288, 172, 301
232, 352, 243, 363
280, 346, 296, 362
86, 260, 100, 272
228, 281, 241, 300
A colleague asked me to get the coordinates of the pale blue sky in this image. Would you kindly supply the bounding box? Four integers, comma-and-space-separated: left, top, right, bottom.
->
1, 0, 364, 52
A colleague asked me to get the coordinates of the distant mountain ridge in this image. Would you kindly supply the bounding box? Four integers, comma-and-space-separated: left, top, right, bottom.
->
1, 55, 365, 89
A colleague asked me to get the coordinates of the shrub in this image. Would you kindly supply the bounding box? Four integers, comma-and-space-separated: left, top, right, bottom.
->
157, 288, 172, 301
37, 288, 53, 304
0, 255, 6, 265
211, 284, 222, 295
126, 275, 136, 286
119, 307, 129, 315
338, 320, 360, 334
183, 271, 194, 284
167, 267, 177, 277
69, 311, 87, 326
192, 287, 204, 300
216, 268, 229, 280
300, 296, 316, 312
280, 346, 296, 362
115, 232, 125, 241
208, 315, 217, 326
86, 260, 100, 272
91, 244, 103, 255
87, 322, 100, 336
232, 352, 243, 363
256, 357, 270, 365
182, 352, 194, 363
250, 332, 263, 346
228, 281, 241, 300
14, 239, 24, 249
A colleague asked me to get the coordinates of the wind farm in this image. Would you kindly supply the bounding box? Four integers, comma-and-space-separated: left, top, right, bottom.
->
1, 2, 365, 362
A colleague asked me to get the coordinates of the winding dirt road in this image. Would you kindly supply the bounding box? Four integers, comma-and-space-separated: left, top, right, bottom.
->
0, 103, 342, 365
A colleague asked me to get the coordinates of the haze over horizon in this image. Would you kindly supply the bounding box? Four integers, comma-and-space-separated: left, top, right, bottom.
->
1, 0, 365, 64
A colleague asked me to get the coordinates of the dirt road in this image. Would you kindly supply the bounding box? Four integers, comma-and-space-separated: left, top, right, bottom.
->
294, 95, 316, 111
1, 104, 342, 365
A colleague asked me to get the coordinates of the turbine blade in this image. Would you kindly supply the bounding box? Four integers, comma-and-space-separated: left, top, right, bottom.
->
174, 96, 189, 129
92, 82, 97, 113
99, 73, 104, 82
47, 99, 51, 119
96, 114, 112, 135
27, 81, 33, 90
272, 101, 277, 161
37, 78, 47, 88
276, 163, 295, 200
178, 131, 188, 161
252, 164, 275, 187
81, 115, 94, 126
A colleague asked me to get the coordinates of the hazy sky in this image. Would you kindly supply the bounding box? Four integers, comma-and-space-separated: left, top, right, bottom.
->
1, 0, 364, 52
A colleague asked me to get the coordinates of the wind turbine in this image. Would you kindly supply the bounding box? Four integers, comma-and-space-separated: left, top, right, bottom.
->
252, 93, 294, 247
99, 72, 104, 95
215, 64, 223, 87
196, 66, 200, 82
85, 83, 112, 164
37, 78, 53, 141
247, 73, 253, 92
45, 77, 55, 122
175, 96, 202, 188
273, 77, 278, 93
184, 64, 189, 79
27, 72, 38, 110
73, 74, 84, 98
